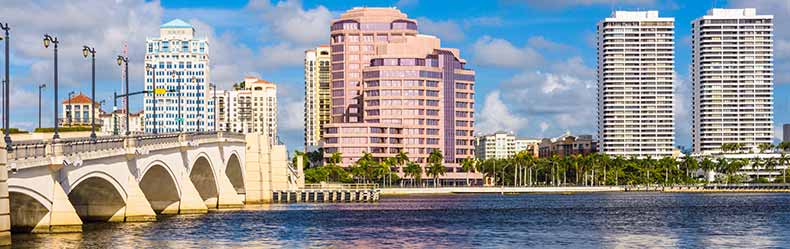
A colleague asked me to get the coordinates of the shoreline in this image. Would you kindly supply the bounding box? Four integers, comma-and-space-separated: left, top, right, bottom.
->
379, 186, 790, 195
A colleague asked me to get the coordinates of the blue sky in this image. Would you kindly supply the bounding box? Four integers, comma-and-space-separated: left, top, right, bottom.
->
1, 0, 788, 153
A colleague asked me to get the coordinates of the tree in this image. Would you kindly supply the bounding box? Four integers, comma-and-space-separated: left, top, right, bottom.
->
460, 158, 476, 186
758, 143, 774, 154
779, 141, 790, 152
426, 149, 445, 187
700, 157, 716, 183
403, 162, 423, 187
680, 156, 699, 183
327, 152, 343, 167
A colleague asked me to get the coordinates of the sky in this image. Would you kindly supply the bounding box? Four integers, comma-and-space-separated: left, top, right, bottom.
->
0, 0, 789, 153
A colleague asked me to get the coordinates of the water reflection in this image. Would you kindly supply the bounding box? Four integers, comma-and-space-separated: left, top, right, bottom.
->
9, 193, 790, 248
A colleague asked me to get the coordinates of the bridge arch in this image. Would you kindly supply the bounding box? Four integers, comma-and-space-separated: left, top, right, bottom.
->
68, 172, 127, 222
8, 186, 51, 232
226, 152, 245, 195
190, 154, 219, 208
140, 161, 181, 214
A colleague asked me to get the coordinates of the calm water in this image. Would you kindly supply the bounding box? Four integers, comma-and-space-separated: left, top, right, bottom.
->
9, 192, 790, 248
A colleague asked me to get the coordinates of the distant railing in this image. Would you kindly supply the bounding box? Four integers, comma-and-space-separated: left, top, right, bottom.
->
190, 131, 218, 141
303, 183, 379, 190
223, 132, 246, 141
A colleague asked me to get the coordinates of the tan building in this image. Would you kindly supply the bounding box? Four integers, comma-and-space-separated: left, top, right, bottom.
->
538, 133, 598, 158
304, 45, 332, 149
61, 93, 102, 127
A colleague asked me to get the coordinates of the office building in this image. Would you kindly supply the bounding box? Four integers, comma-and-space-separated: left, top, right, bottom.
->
597, 11, 675, 158
691, 8, 774, 154
144, 19, 214, 133
321, 8, 476, 185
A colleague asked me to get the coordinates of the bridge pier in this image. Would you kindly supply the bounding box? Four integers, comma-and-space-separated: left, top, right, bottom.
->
216, 171, 244, 209
47, 175, 83, 233
177, 173, 209, 214
122, 176, 157, 222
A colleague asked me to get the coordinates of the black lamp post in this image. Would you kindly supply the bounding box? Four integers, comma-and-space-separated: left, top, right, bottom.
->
116, 55, 129, 135
1, 23, 10, 149
43, 34, 60, 139
146, 64, 157, 134
38, 84, 45, 129
67, 91, 75, 126
82, 46, 97, 140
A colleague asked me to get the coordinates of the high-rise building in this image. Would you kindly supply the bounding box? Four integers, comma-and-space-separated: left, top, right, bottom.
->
144, 19, 214, 133
322, 8, 476, 184
304, 45, 332, 149
597, 11, 675, 158
691, 8, 774, 154
216, 77, 278, 144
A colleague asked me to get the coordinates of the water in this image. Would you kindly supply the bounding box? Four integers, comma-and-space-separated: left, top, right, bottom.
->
10, 192, 790, 248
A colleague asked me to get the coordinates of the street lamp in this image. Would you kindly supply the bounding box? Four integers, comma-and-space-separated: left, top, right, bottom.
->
146, 64, 157, 134
82, 45, 97, 140
171, 70, 182, 132
67, 91, 75, 126
1, 22, 11, 150
209, 83, 217, 131
43, 34, 60, 139
38, 84, 45, 129
116, 55, 129, 135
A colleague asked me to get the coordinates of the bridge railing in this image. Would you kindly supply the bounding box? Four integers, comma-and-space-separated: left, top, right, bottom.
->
136, 133, 181, 148
60, 136, 126, 156
8, 140, 48, 160
303, 183, 379, 190
190, 131, 219, 141
223, 132, 246, 141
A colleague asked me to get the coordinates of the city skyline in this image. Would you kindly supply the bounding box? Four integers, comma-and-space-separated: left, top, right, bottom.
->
1, 0, 789, 153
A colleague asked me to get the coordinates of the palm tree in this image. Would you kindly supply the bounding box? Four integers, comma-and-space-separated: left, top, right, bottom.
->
759, 143, 774, 154
778, 141, 790, 152
403, 162, 422, 187
327, 152, 343, 167
700, 157, 715, 183
681, 156, 699, 184
426, 149, 445, 187
716, 158, 730, 184
460, 158, 476, 186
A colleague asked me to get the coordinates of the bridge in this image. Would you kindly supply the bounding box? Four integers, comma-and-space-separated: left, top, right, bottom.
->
0, 131, 290, 239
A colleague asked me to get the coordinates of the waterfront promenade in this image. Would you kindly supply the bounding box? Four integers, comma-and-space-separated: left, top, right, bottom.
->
379, 184, 790, 195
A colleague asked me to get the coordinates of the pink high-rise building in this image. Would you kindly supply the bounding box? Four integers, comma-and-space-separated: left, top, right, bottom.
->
322, 7, 476, 185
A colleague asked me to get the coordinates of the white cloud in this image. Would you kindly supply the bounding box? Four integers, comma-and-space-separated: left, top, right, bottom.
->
471, 35, 544, 68
247, 0, 333, 45
416, 18, 465, 42
475, 91, 529, 135
463, 16, 504, 28
528, 36, 571, 52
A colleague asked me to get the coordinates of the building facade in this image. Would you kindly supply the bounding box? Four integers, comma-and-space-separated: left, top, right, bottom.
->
217, 77, 278, 144
304, 45, 332, 149
784, 124, 789, 142
99, 110, 145, 135
691, 8, 774, 155
474, 131, 540, 160
321, 8, 476, 183
144, 19, 214, 133
538, 133, 598, 158
61, 93, 102, 127
597, 11, 675, 158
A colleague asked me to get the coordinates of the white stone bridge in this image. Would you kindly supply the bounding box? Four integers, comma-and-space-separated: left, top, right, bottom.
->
0, 131, 287, 235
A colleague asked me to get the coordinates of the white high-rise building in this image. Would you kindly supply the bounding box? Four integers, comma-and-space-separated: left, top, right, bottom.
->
597, 11, 675, 158
304, 45, 331, 149
216, 77, 278, 144
691, 8, 774, 154
475, 131, 516, 160
145, 19, 214, 133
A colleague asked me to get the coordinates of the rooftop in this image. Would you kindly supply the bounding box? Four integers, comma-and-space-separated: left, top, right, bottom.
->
63, 92, 100, 105
161, 19, 193, 29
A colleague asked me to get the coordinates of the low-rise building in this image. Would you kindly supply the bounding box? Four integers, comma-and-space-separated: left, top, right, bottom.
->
538, 132, 598, 158
61, 92, 102, 127
475, 131, 541, 160
99, 110, 145, 135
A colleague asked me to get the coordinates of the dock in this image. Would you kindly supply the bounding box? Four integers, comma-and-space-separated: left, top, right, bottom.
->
273, 184, 380, 203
